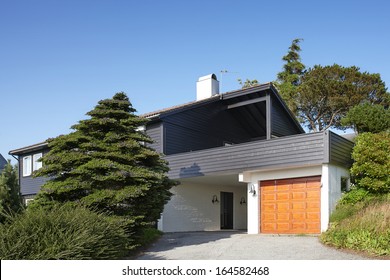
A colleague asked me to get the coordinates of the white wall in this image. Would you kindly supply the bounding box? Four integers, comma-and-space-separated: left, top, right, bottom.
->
321, 164, 350, 231
159, 182, 247, 232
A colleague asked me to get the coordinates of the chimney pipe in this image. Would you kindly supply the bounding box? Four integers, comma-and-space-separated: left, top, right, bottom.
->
196, 74, 219, 101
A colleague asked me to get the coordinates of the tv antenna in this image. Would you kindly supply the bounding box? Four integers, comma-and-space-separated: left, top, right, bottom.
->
220, 70, 239, 93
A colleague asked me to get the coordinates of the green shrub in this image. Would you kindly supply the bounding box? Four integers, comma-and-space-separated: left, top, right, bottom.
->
350, 132, 390, 193
322, 196, 390, 256
338, 187, 371, 206
0, 204, 133, 260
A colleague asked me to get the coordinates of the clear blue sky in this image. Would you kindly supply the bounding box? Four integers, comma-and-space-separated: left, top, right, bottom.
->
1, 0, 389, 163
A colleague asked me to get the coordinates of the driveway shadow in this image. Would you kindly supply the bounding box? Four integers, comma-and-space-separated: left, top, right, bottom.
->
135, 231, 243, 259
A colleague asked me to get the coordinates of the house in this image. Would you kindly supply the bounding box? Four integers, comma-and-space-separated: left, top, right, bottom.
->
0, 153, 8, 172
9, 74, 354, 234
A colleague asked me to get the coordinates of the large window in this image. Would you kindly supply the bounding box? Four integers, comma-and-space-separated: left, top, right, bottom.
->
22, 155, 32, 177
33, 153, 43, 171
22, 153, 43, 177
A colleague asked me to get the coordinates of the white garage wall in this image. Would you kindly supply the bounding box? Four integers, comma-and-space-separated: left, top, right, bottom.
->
159, 182, 247, 232
321, 164, 350, 231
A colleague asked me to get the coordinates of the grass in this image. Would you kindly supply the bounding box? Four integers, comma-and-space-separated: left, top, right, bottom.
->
321, 192, 390, 257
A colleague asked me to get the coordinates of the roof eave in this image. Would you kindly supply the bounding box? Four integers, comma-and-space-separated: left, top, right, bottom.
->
9, 142, 48, 155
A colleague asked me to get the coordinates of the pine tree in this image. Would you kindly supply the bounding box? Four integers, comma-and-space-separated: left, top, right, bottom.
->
0, 161, 23, 222
274, 38, 306, 114
33, 92, 177, 227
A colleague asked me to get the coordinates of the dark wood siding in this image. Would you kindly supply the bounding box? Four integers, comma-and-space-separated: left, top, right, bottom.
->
20, 175, 49, 196
163, 102, 253, 155
146, 122, 163, 153
165, 132, 326, 179
271, 95, 302, 137
328, 131, 354, 168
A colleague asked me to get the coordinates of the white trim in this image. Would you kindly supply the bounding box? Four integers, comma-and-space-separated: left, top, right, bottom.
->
22, 155, 32, 177
33, 153, 43, 171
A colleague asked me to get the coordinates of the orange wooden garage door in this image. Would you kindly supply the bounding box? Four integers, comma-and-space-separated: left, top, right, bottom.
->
260, 176, 321, 234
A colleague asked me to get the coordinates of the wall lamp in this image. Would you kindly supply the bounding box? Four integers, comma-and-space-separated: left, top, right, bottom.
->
240, 197, 246, 205
249, 184, 256, 196
212, 195, 219, 204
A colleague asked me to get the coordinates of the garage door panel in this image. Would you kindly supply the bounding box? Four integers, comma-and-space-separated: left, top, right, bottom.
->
263, 193, 276, 201
262, 223, 277, 232
277, 213, 289, 220
276, 223, 290, 231
260, 176, 321, 234
292, 192, 306, 200
263, 213, 276, 221
277, 202, 289, 211
276, 192, 289, 200
292, 202, 306, 210
306, 190, 320, 199
307, 212, 320, 220
292, 212, 305, 220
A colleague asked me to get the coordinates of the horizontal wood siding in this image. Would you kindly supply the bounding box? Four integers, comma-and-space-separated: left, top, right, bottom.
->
165, 132, 326, 179
163, 102, 252, 155
329, 131, 354, 168
146, 122, 162, 153
20, 176, 49, 196
271, 95, 302, 137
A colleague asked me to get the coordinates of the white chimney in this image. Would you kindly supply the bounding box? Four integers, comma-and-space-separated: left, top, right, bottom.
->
196, 74, 219, 101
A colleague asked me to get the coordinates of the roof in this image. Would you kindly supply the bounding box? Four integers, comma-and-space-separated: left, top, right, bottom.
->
141, 82, 274, 119
141, 82, 304, 133
9, 82, 304, 154
9, 141, 48, 155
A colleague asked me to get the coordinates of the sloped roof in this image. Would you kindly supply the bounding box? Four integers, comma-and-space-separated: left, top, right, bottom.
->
141, 82, 275, 119
9, 82, 304, 154
9, 141, 48, 155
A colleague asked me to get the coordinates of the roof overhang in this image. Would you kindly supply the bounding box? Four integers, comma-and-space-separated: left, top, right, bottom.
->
9, 142, 48, 155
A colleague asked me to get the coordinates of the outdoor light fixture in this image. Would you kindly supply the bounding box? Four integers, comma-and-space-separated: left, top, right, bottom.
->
249, 184, 256, 196
212, 195, 219, 204
240, 197, 246, 205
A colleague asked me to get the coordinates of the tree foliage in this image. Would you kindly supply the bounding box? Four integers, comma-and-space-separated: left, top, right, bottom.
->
296, 64, 389, 131
32, 92, 177, 230
350, 132, 390, 193
0, 161, 23, 222
274, 38, 306, 114
341, 103, 390, 133
238, 78, 259, 89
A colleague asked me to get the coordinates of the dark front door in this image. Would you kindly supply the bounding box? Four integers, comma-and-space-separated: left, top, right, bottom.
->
220, 192, 233, 229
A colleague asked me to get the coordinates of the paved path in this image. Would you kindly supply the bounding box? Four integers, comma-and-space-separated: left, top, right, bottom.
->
136, 231, 369, 260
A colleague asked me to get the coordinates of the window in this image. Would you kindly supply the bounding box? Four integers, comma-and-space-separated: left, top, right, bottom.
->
33, 153, 42, 171
341, 177, 350, 192
25, 198, 34, 206
22, 153, 43, 177
23, 155, 32, 177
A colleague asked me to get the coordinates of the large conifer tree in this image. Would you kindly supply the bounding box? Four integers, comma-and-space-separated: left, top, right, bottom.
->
33, 92, 176, 226
274, 38, 306, 114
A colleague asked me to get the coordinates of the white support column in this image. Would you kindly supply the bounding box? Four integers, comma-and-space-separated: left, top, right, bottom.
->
247, 182, 259, 234
321, 164, 330, 232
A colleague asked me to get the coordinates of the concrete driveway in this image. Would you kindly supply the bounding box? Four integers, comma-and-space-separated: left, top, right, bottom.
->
136, 231, 369, 260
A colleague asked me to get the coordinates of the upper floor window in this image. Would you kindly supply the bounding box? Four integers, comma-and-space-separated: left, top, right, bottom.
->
22, 155, 32, 177
33, 153, 43, 171
22, 153, 43, 177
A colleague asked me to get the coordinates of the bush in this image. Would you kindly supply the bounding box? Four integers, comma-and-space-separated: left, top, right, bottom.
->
321, 195, 390, 256
0, 204, 133, 259
350, 132, 390, 193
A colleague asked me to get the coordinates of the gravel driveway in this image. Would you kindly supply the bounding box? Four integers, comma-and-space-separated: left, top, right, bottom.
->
136, 231, 369, 260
